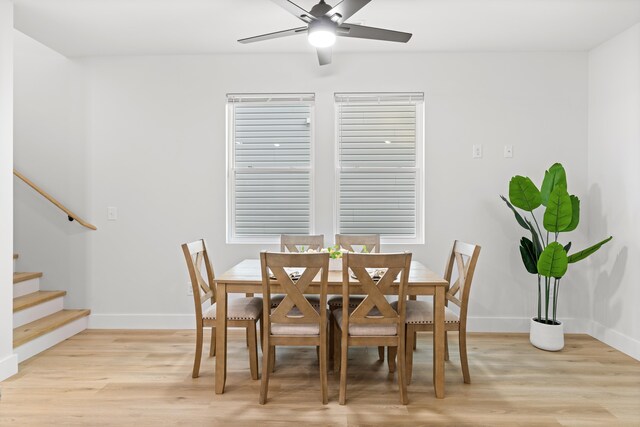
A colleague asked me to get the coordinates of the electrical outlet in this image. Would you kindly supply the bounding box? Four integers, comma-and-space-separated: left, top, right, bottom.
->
472, 144, 482, 159
187, 283, 193, 296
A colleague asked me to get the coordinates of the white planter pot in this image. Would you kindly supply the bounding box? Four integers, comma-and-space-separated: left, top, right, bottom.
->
529, 318, 564, 351
329, 258, 342, 271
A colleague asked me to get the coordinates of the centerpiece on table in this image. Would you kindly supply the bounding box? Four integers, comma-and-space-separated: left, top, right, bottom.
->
500, 162, 612, 351
306, 244, 370, 270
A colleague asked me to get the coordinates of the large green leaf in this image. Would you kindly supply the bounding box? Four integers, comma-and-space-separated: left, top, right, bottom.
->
509, 176, 542, 212
568, 236, 613, 264
541, 163, 567, 206
500, 195, 529, 230
537, 242, 569, 278
543, 186, 572, 232
563, 195, 580, 232
519, 237, 539, 274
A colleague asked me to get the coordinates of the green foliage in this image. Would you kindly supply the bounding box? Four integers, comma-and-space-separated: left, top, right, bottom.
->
568, 236, 613, 264
509, 176, 542, 211
543, 186, 572, 232
500, 162, 612, 326
540, 163, 567, 206
537, 242, 569, 278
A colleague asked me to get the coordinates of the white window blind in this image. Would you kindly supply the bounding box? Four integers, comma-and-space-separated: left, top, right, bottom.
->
227, 94, 314, 242
335, 93, 424, 242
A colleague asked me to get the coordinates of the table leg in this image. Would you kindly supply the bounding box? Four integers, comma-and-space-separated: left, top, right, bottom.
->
433, 286, 445, 398
215, 282, 228, 394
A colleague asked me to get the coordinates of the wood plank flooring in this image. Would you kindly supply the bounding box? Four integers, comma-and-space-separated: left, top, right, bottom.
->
0, 330, 638, 426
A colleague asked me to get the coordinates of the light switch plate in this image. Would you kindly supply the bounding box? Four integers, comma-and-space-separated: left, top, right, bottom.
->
504, 145, 513, 158
472, 144, 482, 159
107, 207, 118, 221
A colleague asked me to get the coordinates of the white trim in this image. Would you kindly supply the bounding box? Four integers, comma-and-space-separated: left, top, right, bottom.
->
13, 277, 40, 298
14, 316, 88, 363
465, 316, 591, 334
0, 353, 18, 381
588, 320, 640, 361
13, 297, 64, 328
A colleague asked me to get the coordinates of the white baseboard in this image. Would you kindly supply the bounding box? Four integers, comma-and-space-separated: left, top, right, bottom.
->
89, 314, 196, 329
13, 297, 64, 328
14, 316, 89, 363
588, 320, 640, 361
466, 316, 590, 334
0, 353, 18, 381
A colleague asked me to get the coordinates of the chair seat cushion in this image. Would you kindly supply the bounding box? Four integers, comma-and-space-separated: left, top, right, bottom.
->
271, 308, 329, 336
327, 295, 364, 309
270, 294, 321, 309
391, 300, 460, 324
333, 308, 397, 336
203, 297, 263, 321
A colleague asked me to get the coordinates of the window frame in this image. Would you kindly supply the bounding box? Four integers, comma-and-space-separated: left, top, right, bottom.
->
333, 93, 425, 245
226, 94, 316, 244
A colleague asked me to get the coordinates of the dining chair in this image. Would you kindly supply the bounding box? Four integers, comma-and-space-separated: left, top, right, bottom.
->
401, 240, 481, 384
328, 234, 385, 360
333, 252, 412, 405
259, 251, 330, 404
181, 239, 263, 380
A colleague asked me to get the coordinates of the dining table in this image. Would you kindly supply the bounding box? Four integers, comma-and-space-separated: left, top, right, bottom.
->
214, 259, 449, 398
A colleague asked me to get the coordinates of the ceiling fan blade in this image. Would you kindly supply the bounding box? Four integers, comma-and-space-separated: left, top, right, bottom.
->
238, 27, 307, 44
271, 0, 316, 23
326, 0, 371, 25
317, 47, 332, 66
337, 23, 412, 43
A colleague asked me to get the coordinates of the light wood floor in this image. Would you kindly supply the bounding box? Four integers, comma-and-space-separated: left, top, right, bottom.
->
0, 330, 638, 426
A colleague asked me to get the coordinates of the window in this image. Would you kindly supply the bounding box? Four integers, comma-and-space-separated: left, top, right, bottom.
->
335, 93, 424, 243
227, 94, 315, 243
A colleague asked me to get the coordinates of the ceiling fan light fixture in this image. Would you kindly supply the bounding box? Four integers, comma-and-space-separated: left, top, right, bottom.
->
308, 23, 336, 48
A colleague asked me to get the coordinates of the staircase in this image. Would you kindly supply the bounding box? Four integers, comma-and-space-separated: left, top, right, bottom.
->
12, 253, 90, 362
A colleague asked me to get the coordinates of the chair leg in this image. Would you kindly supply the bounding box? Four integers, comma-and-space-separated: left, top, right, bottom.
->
398, 332, 408, 405
247, 322, 259, 380
338, 333, 348, 405
413, 331, 417, 350
329, 314, 335, 364
269, 346, 276, 373
459, 328, 471, 384
387, 346, 397, 373
246, 328, 250, 347
192, 326, 203, 378
209, 327, 216, 357
378, 346, 385, 361
406, 325, 415, 385
444, 330, 449, 361
333, 320, 341, 374
319, 335, 328, 405
259, 338, 271, 404
258, 317, 263, 354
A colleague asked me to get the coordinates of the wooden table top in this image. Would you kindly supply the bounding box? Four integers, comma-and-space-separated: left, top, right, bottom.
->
216, 259, 448, 296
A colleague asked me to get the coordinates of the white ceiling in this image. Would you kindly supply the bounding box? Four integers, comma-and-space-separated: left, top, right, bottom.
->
13, 0, 640, 57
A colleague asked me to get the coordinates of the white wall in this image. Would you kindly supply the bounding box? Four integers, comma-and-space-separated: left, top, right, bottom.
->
13, 31, 91, 309
587, 23, 640, 360
81, 52, 590, 330
0, 0, 17, 381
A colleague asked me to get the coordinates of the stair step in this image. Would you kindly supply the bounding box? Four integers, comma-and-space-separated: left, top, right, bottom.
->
13, 290, 66, 313
13, 309, 91, 348
14, 272, 43, 284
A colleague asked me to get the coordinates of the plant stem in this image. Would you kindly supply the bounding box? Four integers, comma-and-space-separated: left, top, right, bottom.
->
537, 275, 542, 321
553, 279, 560, 324
544, 276, 550, 323
530, 212, 546, 247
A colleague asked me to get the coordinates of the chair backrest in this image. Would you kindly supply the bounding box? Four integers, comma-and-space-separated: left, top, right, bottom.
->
181, 239, 216, 325
341, 252, 412, 334
260, 251, 330, 334
280, 234, 324, 253
335, 234, 380, 253
443, 241, 481, 322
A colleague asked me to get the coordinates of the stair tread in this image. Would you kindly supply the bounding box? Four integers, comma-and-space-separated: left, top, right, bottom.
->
13, 309, 91, 348
13, 272, 43, 284
13, 290, 66, 313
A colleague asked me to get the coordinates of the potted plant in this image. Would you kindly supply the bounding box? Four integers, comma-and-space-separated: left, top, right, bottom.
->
501, 163, 612, 351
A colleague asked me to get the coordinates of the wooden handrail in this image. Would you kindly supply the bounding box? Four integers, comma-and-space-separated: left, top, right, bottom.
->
13, 169, 97, 230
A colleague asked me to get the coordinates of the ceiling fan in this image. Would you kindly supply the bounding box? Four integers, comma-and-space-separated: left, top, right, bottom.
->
238, 0, 412, 65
